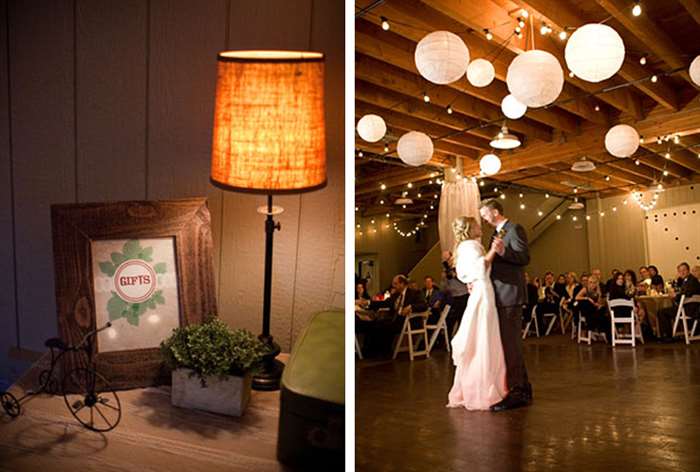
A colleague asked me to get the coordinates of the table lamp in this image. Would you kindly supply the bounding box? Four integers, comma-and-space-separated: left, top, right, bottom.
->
210, 50, 326, 390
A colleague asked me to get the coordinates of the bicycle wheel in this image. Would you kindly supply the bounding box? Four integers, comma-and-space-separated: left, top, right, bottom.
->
63, 368, 122, 432
1, 391, 20, 418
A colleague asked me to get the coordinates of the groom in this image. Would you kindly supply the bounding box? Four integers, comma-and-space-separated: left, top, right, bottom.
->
479, 198, 533, 411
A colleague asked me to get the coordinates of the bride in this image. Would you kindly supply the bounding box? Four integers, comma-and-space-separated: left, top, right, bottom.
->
447, 216, 508, 411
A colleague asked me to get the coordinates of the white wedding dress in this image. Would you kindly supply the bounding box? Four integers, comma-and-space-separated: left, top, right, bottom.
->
447, 239, 508, 410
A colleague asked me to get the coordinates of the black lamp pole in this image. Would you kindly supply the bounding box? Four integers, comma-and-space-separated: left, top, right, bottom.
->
252, 194, 285, 391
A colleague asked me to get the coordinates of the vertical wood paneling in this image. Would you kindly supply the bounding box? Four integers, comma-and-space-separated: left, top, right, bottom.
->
9, 0, 75, 351
218, 0, 312, 349
290, 0, 346, 343
75, 0, 147, 202
0, 0, 18, 377
147, 0, 226, 200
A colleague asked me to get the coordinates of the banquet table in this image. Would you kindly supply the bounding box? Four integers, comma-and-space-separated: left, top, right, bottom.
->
636, 294, 674, 336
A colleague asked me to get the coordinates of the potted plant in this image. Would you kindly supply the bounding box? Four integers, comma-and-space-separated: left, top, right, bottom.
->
160, 318, 268, 416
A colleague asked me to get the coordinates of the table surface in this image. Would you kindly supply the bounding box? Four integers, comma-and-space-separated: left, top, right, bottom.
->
0, 354, 291, 471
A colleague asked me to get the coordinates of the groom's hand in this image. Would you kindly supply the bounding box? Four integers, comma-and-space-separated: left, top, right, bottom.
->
492, 237, 505, 256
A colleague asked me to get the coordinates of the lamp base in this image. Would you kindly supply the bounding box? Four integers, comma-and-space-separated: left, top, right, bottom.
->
253, 338, 284, 391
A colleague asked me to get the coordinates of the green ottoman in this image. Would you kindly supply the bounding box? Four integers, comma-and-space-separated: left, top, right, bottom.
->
277, 311, 344, 468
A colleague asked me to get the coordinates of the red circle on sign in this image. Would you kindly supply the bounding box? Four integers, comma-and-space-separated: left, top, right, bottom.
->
114, 260, 157, 303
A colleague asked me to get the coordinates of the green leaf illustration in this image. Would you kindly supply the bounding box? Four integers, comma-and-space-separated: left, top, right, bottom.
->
110, 252, 127, 265
147, 299, 156, 309
126, 310, 140, 326
107, 292, 128, 321
99, 262, 116, 277
154, 262, 167, 274
122, 240, 142, 260
139, 246, 153, 262
153, 290, 165, 305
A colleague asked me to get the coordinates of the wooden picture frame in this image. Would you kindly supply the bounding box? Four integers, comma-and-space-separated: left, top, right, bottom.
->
51, 198, 217, 390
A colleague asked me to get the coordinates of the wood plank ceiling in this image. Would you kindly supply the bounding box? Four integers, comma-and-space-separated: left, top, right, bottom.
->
355, 0, 700, 221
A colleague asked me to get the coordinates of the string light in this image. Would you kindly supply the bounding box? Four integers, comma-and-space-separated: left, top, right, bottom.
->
663, 170, 669, 176
559, 31, 567, 40
407, 182, 413, 188
572, 216, 578, 221
520, 203, 526, 210
380, 16, 390, 31
519, 193, 524, 198
595, 105, 600, 111
537, 210, 543, 216
640, 55, 647, 65
540, 23, 551, 35
423, 92, 430, 103
355, 206, 359, 211
417, 193, 422, 198
380, 183, 386, 190
518, 18, 526, 28
664, 152, 671, 159
545, 193, 550, 199
632, 2, 642, 16
446, 105, 453, 114
605, 175, 611, 181
569, 71, 575, 78
380, 199, 384, 204
358, 151, 363, 157
521, 9, 529, 18
515, 26, 522, 34
673, 135, 680, 144
386, 213, 390, 218
484, 29, 493, 41
632, 190, 659, 211
500, 193, 506, 200
651, 75, 658, 83
600, 211, 605, 217
384, 144, 389, 152
635, 159, 641, 165
556, 215, 561, 220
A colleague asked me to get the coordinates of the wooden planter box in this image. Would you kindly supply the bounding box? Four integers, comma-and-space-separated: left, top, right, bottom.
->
171, 368, 252, 417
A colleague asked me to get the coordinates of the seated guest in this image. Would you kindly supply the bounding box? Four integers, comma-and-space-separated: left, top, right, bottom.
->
637, 266, 651, 294
525, 272, 539, 325
554, 274, 567, 299
657, 262, 700, 342
355, 281, 370, 309
442, 252, 468, 336
576, 275, 610, 340
693, 265, 700, 280
535, 271, 560, 330
591, 268, 606, 295
423, 275, 445, 323
408, 279, 419, 291
560, 272, 581, 305
648, 265, 665, 293
623, 270, 638, 296
605, 269, 620, 294
608, 272, 633, 316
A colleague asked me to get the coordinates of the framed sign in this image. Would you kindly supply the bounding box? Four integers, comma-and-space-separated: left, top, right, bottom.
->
51, 198, 217, 390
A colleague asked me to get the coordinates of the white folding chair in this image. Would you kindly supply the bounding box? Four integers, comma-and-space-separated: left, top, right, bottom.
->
522, 305, 540, 339
543, 310, 559, 336
392, 311, 430, 361
578, 311, 608, 345
609, 298, 644, 347
355, 334, 363, 360
672, 295, 700, 344
426, 304, 451, 355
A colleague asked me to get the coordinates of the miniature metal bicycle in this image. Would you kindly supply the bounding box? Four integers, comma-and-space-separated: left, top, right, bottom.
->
1, 322, 122, 432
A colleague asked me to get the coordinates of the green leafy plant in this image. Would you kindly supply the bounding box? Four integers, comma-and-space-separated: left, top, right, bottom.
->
160, 319, 268, 385
99, 239, 168, 326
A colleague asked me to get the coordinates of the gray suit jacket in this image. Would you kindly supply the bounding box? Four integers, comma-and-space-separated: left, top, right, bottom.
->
490, 220, 530, 307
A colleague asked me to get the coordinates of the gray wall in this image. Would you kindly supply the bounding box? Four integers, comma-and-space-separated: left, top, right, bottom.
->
0, 0, 344, 383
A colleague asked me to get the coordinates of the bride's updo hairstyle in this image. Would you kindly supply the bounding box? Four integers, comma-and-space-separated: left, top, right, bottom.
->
452, 216, 480, 244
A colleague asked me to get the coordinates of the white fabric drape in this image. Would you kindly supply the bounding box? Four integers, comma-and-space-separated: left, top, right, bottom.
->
438, 178, 481, 254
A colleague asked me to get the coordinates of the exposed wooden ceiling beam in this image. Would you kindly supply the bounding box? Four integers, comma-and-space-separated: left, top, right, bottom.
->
355, 53, 551, 141
678, 0, 700, 26
519, 0, 680, 110
640, 142, 700, 174
593, 0, 695, 86
356, 81, 493, 151
355, 17, 579, 134
356, 101, 482, 158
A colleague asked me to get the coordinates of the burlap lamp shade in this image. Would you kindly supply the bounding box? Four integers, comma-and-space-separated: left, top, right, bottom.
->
210, 50, 327, 194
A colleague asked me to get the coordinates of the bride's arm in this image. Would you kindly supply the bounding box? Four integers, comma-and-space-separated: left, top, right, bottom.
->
483, 246, 498, 267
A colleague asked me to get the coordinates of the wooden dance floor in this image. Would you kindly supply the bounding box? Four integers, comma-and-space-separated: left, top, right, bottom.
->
356, 336, 700, 472
0, 355, 291, 471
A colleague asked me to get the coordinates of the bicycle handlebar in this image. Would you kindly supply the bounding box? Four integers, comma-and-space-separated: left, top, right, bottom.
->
75, 321, 112, 350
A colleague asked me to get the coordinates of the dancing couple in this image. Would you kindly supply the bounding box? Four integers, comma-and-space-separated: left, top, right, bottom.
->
447, 198, 533, 412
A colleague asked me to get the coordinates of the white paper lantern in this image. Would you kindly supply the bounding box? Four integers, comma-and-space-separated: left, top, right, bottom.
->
397, 131, 434, 166
690, 55, 700, 87
605, 124, 639, 158
565, 24, 625, 83
479, 153, 501, 176
506, 50, 563, 107
356, 114, 386, 143
415, 31, 470, 85
501, 94, 527, 119
466, 58, 495, 87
